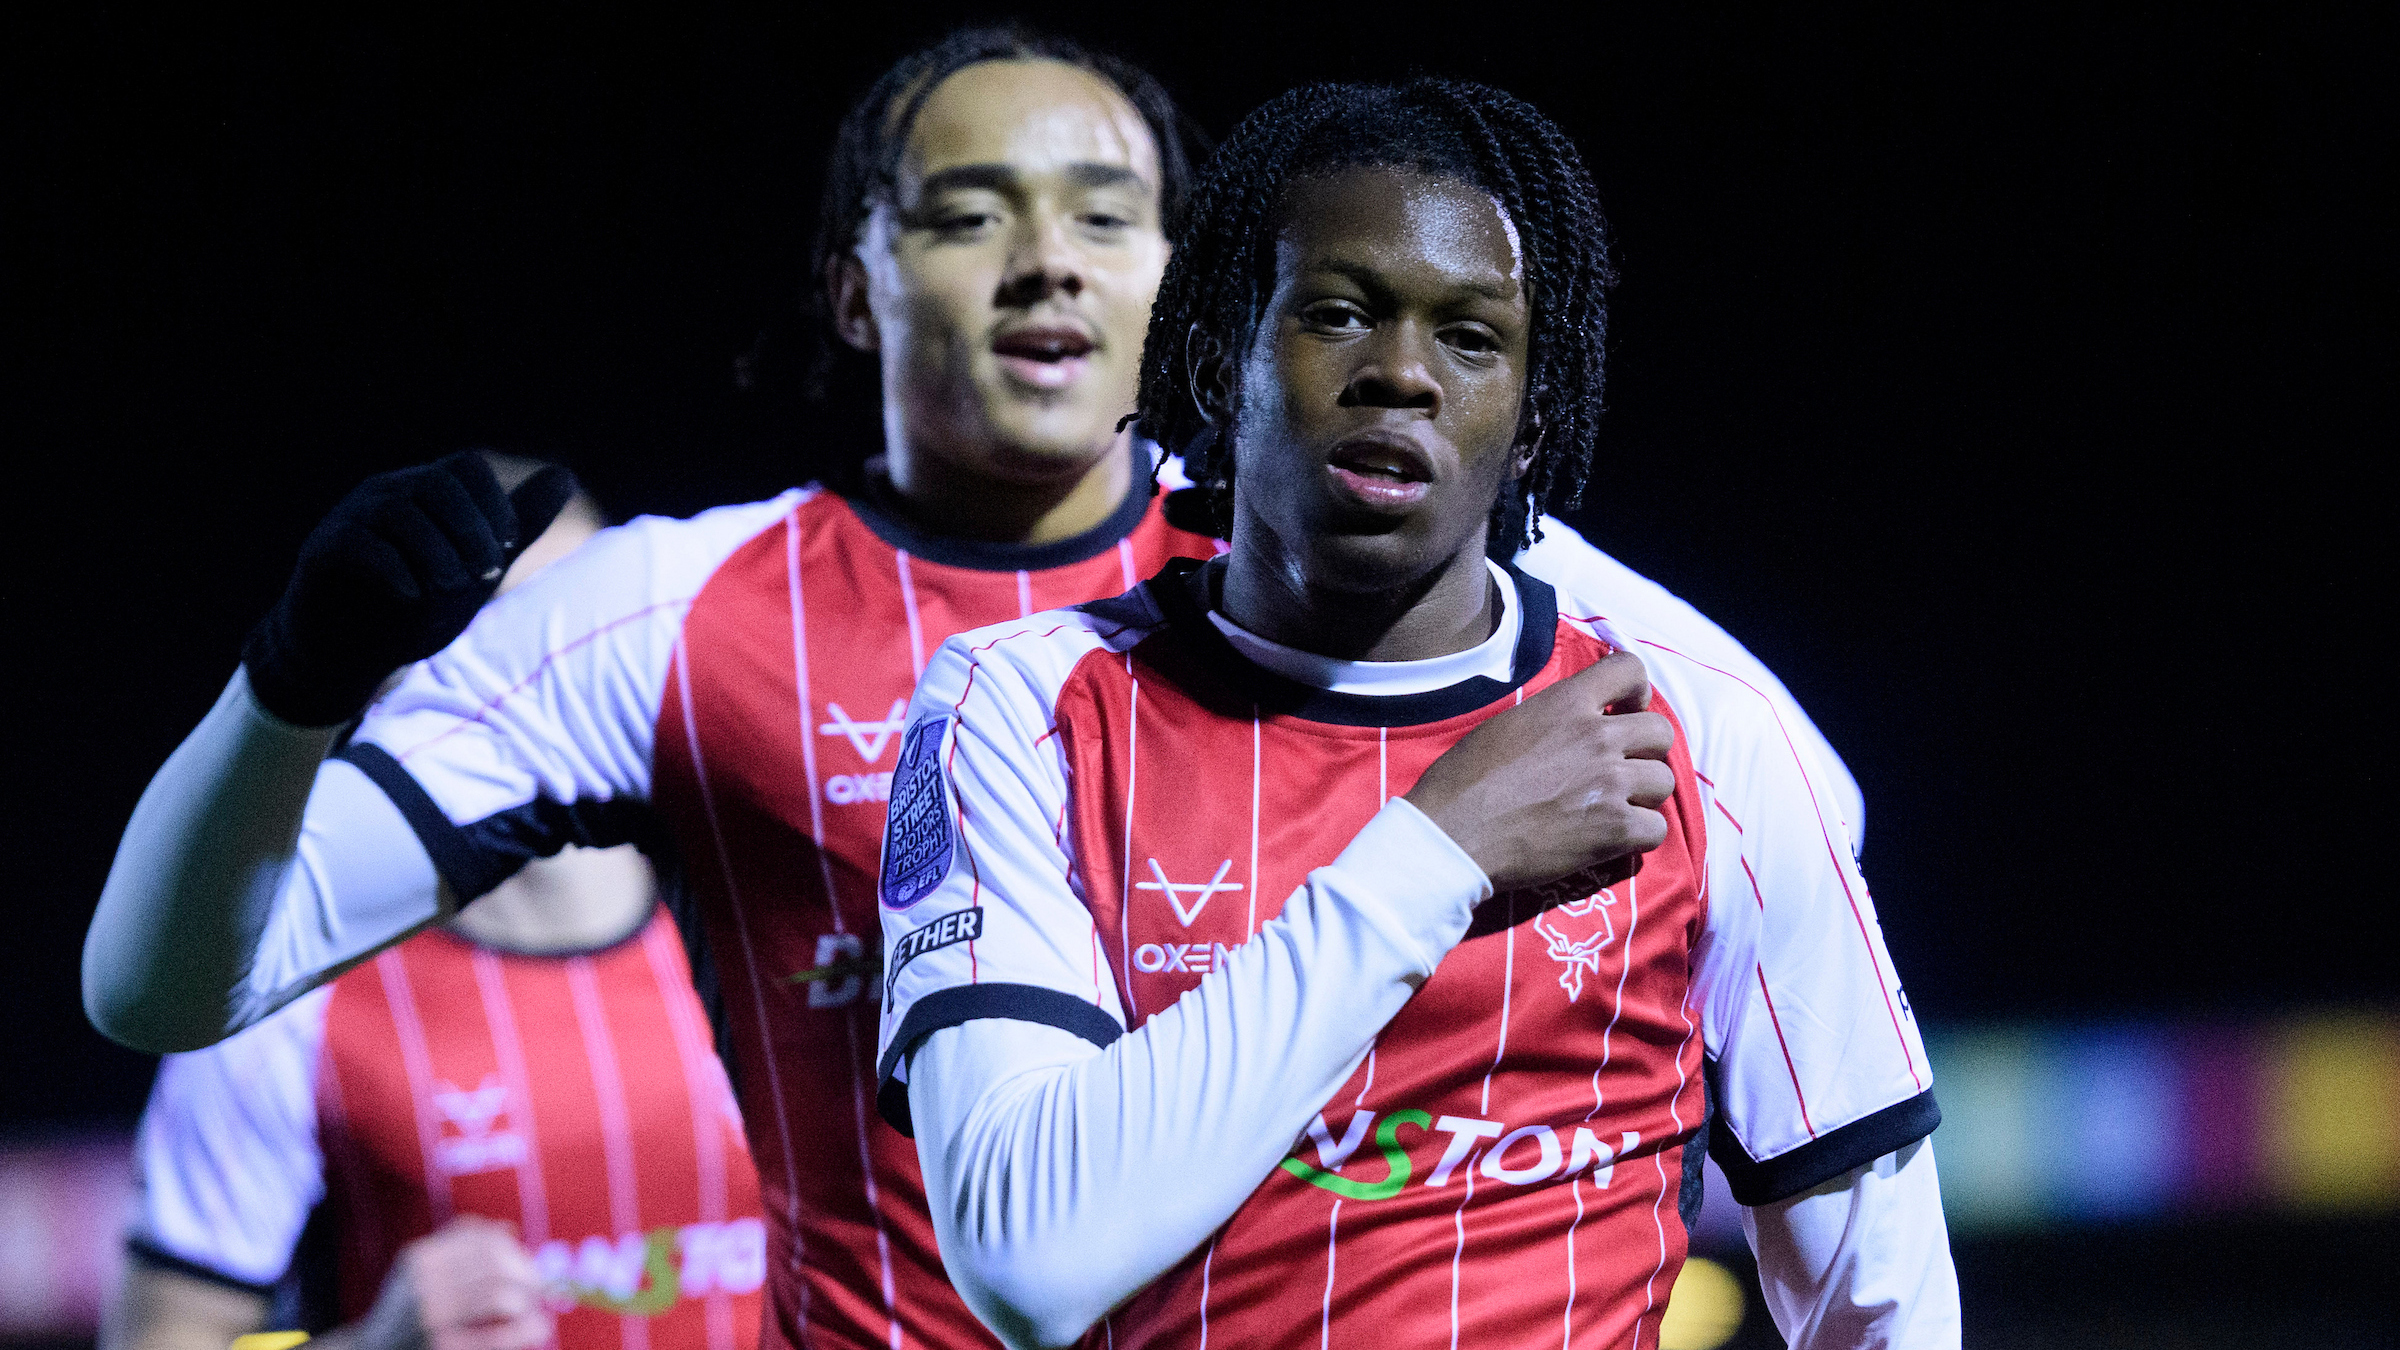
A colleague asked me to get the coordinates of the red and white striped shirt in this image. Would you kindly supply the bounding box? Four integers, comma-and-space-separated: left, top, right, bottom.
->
132, 904, 766, 1341
876, 559, 1935, 1348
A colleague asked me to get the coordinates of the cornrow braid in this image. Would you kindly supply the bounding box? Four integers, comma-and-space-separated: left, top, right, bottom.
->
1134, 79, 1616, 549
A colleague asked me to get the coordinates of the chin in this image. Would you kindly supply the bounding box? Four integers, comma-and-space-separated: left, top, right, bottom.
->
1296, 524, 1450, 594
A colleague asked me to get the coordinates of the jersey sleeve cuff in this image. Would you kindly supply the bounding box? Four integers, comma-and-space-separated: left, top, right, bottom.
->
876, 984, 1126, 1138
1711, 1087, 1942, 1206
336, 742, 667, 904
1320, 797, 1493, 978
126, 1234, 281, 1296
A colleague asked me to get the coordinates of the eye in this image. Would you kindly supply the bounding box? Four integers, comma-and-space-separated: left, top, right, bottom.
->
1300, 300, 1372, 332
935, 211, 999, 234
1441, 323, 1503, 358
1079, 211, 1132, 231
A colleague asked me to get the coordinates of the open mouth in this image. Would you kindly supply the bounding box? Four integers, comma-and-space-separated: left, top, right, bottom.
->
1327, 437, 1435, 509
992, 326, 1096, 389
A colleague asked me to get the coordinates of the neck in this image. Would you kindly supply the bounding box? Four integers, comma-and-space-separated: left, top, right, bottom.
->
1220, 531, 1498, 662
879, 429, 1135, 546
445, 845, 656, 955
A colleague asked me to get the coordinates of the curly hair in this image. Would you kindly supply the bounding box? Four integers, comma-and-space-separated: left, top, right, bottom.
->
1132, 79, 1616, 550
804, 24, 1206, 407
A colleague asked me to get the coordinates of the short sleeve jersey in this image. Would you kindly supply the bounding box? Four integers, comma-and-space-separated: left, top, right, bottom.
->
130, 907, 766, 1341
875, 561, 1935, 1350
330, 471, 1221, 1349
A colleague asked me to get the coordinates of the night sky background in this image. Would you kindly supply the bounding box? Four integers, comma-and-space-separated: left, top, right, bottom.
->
7, 3, 2388, 1129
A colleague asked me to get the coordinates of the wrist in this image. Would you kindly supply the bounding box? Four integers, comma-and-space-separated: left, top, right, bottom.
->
240, 612, 385, 729
1318, 798, 1492, 976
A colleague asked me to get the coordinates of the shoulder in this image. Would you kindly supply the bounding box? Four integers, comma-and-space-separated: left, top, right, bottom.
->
1519, 515, 1741, 654
1554, 597, 1790, 764
512, 489, 809, 608
914, 587, 1165, 736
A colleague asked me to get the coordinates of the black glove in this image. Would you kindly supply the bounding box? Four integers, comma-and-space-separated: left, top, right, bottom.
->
242, 451, 579, 727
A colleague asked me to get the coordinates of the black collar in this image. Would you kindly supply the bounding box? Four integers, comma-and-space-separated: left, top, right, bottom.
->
1143, 556, 1559, 728
839, 458, 1156, 573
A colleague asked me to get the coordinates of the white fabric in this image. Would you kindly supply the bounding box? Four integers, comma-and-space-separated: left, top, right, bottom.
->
1746, 1139, 1961, 1348
1205, 559, 1520, 694
84, 670, 440, 1051
883, 572, 1940, 1347
1517, 515, 1866, 846
129, 987, 332, 1288
84, 495, 797, 1052
903, 799, 1489, 1350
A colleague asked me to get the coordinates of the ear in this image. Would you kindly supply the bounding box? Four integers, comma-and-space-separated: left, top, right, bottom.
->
1185, 323, 1237, 426
827, 254, 878, 354
1510, 405, 1543, 481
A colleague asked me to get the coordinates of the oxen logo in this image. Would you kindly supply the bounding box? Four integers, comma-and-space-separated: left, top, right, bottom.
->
432, 1075, 526, 1174
1532, 889, 1621, 1002
1134, 858, 1243, 927
820, 699, 910, 763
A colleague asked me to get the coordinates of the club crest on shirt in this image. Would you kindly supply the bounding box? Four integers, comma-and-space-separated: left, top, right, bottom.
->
431, 1075, 526, 1174
880, 716, 953, 910
1533, 889, 1621, 1002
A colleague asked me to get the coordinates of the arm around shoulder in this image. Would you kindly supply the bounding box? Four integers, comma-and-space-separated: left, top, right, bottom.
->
85, 668, 444, 1052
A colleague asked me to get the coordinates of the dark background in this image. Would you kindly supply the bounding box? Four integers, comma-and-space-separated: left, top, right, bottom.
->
7, 1, 2387, 1126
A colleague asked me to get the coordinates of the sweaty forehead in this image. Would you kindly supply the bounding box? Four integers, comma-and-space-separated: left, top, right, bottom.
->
900, 58, 1159, 187
1274, 169, 1524, 296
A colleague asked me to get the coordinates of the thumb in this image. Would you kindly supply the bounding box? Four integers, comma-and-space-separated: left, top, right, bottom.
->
502, 466, 580, 561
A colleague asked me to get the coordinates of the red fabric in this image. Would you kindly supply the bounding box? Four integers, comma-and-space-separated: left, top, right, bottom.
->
649, 493, 1219, 1350
317, 910, 765, 1347
1047, 621, 1713, 1350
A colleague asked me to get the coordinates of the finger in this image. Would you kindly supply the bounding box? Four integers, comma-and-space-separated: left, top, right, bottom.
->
1573, 650, 1651, 713
1626, 759, 1678, 810
371, 500, 479, 595
1613, 710, 1676, 761
325, 529, 424, 604
411, 466, 509, 583
442, 1312, 556, 1350
434, 450, 513, 537
502, 466, 579, 561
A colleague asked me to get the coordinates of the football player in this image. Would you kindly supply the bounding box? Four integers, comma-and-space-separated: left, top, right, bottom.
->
879, 79, 1954, 1349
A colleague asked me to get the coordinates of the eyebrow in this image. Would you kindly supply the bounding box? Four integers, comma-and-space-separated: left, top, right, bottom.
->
913, 162, 1151, 196
1310, 257, 1518, 302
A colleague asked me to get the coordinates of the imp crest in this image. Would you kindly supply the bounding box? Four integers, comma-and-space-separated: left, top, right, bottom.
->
1532, 888, 1621, 1002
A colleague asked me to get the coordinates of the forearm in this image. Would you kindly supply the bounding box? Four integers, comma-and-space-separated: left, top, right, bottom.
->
910, 799, 1488, 1350
84, 669, 445, 1051
1743, 1138, 1960, 1349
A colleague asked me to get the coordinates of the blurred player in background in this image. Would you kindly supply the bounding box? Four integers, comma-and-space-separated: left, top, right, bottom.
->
102, 459, 765, 1350
880, 80, 1953, 1349
83, 25, 1864, 1350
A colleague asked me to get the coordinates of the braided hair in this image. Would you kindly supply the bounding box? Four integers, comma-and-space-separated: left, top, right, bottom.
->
805, 24, 1206, 406
1133, 80, 1616, 549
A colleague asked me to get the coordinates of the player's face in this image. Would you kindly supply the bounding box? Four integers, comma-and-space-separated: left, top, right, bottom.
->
1227, 168, 1532, 593
848, 59, 1168, 484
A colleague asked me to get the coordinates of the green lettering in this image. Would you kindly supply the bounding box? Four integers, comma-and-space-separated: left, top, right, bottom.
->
587, 1228, 681, 1315
1278, 1108, 1432, 1201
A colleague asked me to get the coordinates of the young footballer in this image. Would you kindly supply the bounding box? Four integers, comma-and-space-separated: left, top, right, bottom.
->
879, 80, 1955, 1349
85, 30, 1869, 1350
105, 475, 764, 1348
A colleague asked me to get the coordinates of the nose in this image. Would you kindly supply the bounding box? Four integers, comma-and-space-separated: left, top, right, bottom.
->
1338, 321, 1441, 415
995, 210, 1086, 308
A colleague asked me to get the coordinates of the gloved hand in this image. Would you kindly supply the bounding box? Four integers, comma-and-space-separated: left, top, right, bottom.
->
242, 451, 578, 727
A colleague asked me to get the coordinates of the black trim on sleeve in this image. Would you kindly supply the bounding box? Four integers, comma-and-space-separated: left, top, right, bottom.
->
126, 1234, 279, 1296
336, 742, 668, 903
1707, 1068, 1942, 1206
874, 984, 1126, 1137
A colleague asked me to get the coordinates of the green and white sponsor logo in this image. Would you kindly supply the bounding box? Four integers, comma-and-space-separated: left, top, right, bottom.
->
1282, 1109, 1641, 1200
